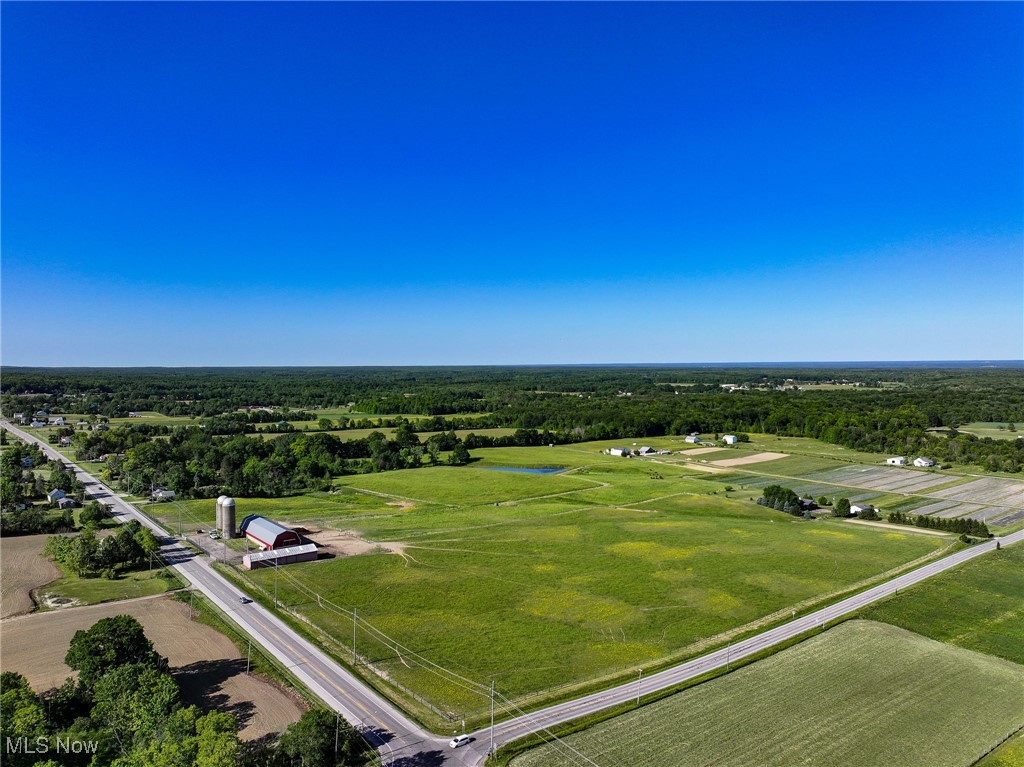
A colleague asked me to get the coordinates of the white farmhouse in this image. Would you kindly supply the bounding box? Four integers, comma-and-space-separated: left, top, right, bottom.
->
850, 503, 876, 516
722, 435, 739, 445
886, 456, 907, 466
913, 457, 936, 468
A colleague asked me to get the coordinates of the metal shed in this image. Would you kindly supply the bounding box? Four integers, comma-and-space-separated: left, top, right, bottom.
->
242, 543, 318, 570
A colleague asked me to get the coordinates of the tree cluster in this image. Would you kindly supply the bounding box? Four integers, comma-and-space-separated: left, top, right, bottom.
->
44, 520, 160, 578
886, 510, 990, 537
0, 615, 373, 767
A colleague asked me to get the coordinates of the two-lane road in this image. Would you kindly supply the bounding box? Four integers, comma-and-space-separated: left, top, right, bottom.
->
4, 420, 1020, 766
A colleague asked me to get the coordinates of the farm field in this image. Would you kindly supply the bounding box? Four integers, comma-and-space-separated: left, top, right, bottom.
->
858, 542, 1024, 665
929, 422, 1023, 441
229, 456, 948, 718
976, 732, 1024, 767
508, 621, 1024, 767
0, 534, 60, 617
0, 595, 303, 739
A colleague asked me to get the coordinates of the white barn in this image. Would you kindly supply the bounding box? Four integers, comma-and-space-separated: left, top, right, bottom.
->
609, 447, 629, 457
913, 457, 936, 468
886, 456, 907, 466
722, 435, 739, 445
684, 436, 701, 444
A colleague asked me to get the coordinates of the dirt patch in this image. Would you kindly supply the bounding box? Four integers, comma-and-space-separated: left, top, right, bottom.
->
0, 596, 302, 739
711, 452, 790, 467
387, 500, 416, 510
680, 447, 728, 456
302, 527, 408, 558
1, 534, 61, 618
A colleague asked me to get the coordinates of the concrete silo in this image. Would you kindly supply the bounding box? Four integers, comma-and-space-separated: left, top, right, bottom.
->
216, 495, 228, 535
222, 497, 236, 538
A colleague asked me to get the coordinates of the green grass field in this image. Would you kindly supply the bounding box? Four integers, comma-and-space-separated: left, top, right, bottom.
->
41, 567, 181, 608
224, 456, 947, 719
928, 422, 1022, 441
858, 543, 1024, 665
976, 731, 1024, 767
508, 621, 1024, 767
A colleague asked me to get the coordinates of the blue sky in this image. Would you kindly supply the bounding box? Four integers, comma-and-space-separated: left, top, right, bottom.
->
3, 2, 1021, 365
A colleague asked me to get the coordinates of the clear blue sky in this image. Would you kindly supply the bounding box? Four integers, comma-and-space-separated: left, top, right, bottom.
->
3, 2, 1021, 365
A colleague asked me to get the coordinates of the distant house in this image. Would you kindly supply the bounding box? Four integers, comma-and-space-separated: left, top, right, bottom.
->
57, 497, 77, 510
93, 423, 110, 431
684, 436, 701, 444
850, 504, 875, 516
609, 447, 629, 457
151, 489, 177, 502
50, 417, 65, 426
30, 420, 47, 428
886, 456, 907, 466
13, 413, 25, 422
35, 410, 49, 417
76, 421, 89, 427
128, 411, 140, 418
798, 498, 818, 511
59, 436, 73, 446
638, 446, 656, 455
47, 489, 67, 504
913, 457, 936, 468
722, 435, 739, 445
20, 456, 34, 468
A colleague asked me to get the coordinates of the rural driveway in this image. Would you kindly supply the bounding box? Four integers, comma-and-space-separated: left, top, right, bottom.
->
4, 421, 1021, 767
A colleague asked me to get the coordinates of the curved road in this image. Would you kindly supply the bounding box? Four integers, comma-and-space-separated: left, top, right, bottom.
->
5, 421, 1021, 766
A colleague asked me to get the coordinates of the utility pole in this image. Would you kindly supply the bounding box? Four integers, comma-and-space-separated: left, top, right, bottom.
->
352, 608, 357, 666
334, 711, 340, 763
189, 591, 194, 619
246, 638, 251, 675
274, 559, 280, 607
490, 678, 495, 756
177, 505, 182, 537
636, 668, 642, 705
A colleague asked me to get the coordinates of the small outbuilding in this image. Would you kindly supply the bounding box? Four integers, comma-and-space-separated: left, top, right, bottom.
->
57, 497, 77, 510
609, 447, 629, 457
151, 489, 177, 502
638, 446, 655, 455
886, 456, 907, 466
850, 504, 876, 516
239, 514, 302, 550
684, 436, 701, 444
242, 543, 318, 570
913, 457, 936, 468
722, 435, 739, 445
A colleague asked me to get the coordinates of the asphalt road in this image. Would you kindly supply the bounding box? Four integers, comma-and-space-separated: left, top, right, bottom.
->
5, 421, 1021, 767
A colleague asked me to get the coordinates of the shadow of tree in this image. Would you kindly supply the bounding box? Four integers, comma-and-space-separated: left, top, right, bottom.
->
173, 658, 256, 727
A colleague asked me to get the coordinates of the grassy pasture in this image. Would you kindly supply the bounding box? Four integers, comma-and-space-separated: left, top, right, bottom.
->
508, 621, 1024, 767
976, 731, 1024, 766
40, 567, 180, 608
230, 457, 946, 717
929, 422, 1022, 441
858, 542, 1024, 665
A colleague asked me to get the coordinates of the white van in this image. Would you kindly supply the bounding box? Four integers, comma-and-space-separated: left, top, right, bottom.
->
449, 735, 470, 749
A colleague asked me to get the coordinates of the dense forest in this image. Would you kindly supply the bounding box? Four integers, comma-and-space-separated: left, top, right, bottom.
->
3, 366, 1023, 498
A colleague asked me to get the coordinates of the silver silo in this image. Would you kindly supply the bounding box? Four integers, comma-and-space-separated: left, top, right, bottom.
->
222, 497, 236, 538
216, 495, 228, 534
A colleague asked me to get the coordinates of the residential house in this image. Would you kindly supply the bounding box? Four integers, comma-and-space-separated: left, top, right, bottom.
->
59, 436, 73, 446
151, 489, 177, 502
50, 417, 65, 426
638, 446, 655, 455
57, 497, 77, 510
913, 457, 936, 468
30, 420, 47, 428
47, 489, 67, 504
20, 456, 34, 468
93, 423, 110, 431
850, 504, 876, 516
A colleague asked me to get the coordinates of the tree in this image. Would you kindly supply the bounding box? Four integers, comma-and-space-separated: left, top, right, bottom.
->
277, 709, 366, 767
448, 443, 471, 466
833, 498, 851, 517
65, 616, 165, 689
92, 663, 181, 748
0, 672, 48, 767
81, 501, 108, 526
